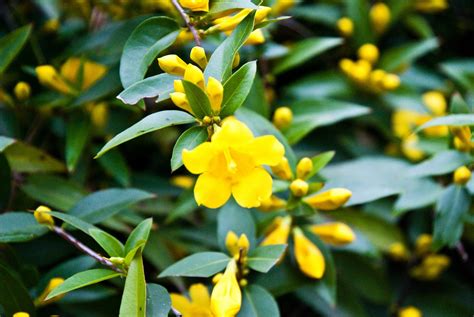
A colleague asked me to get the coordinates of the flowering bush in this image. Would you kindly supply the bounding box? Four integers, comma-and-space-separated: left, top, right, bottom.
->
0, 0, 473, 316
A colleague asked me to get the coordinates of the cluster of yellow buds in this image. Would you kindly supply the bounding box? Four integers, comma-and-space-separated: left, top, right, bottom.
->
415, 0, 448, 13
370, 2, 391, 34
261, 216, 355, 279
272, 106, 293, 130
34, 277, 65, 307
410, 253, 450, 280
398, 306, 423, 317
340, 44, 400, 93
451, 126, 473, 152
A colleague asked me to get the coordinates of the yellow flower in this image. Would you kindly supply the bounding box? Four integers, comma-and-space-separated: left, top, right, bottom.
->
399, 306, 423, 317
206, 77, 224, 113
304, 188, 352, 211
261, 216, 292, 246
89, 102, 108, 130
258, 195, 287, 212
272, 107, 293, 130
451, 126, 471, 145
410, 254, 450, 280
392, 109, 423, 138
225, 231, 250, 259
309, 222, 356, 246
179, 0, 209, 12
358, 44, 379, 64
184, 63, 205, 89
289, 179, 309, 197
454, 166, 471, 185
14, 81, 31, 101
370, 2, 391, 34
190, 46, 208, 69
171, 175, 196, 189
296, 157, 313, 179
293, 228, 325, 279
388, 242, 410, 261
422, 91, 446, 116
381, 73, 400, 90
13, 313, 30, 317
34, 205, 55, 226
35, 277, 65, 306
210, 260, 242, 317
272, 0, 295, 15
213, 7, 270, 32
171, 284, 213, 317
337, 17, 353, 37
414, 234, 432, 256
415, 0, 448, 13
245, 29, 265, 45
401, 135, 425, 161
339, 58, 355, 75
182, 117, 285, 208
36, 65, 74, 95
158, 54, 188, 76
351, 60, 372, 83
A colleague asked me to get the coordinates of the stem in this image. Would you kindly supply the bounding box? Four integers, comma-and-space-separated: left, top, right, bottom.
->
456, 242, 469, 262
170, 306, 182, 316
52, 226, 124, 274
171, 0, 202, 46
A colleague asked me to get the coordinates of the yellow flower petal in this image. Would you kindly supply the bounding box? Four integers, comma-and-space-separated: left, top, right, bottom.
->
170, 294, 193, 315
261, 216, 291, 246
293, 228, 325, 279
232, 167, 272, 208
309, 222, 356, 246
212, 117, 254, 147
81, 60, 107, 90
189, 283, 211, 308
184, 63, 205, 89
194, 172, 232, 208
238, 135, 285, 166
182, 142, 215, 174
210, 260, 241, 317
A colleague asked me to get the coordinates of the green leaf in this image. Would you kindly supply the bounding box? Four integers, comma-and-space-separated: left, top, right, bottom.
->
97, 149, 131, 187
404, 15, 434, 38
125, 218, 153, 254
217, 200, 257, 251
0, 154, 11, 210
284, 99, 370, 144
146, 284, 171, 317
0, 212, 48, 243
205, 11, 256, 82
450, 93, 471, 114
66, 112, 90, 172
49, 211, 97, 235
209, 0, 257, 14
243, 74, 270, 117
247, 245, 287, 273
290, 4, 341, 27
119, 250, 147, 317
182, 80, 213, 118
46, 269, 121, 300
0, 24, 32, 74
69, 188, 154, 224
171, 126, 208, 172
394, 178, 443, 214
220, 61, 257, 116
95, 110, 195, 158
345, 0, 373, 47
308, 151, 335, 179
117, 73, 179, 105
238, 284, 280, 317
440, 59, 474, 92
0, 263, 35, 316
274, 37, 343, 74
415, 114, 474, 132
158, 252, 230, 278
284, 71, 352, 100
407, 150, 472, 178
379, 38, 439, 72
433, 185, 470, 249
89, 228, 125, 257
120, 16, 179, 88
165, 191, 198, 223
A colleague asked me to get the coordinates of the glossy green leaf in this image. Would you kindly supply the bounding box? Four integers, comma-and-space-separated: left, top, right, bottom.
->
66, 112, 90, 172
243, 73, 269, 117
0, 24, 32, 73
69, 188, 153, 224
0, 212, 48, 243
209, 0, 257, 14
49, 211, 97, 235
217, 200, 257, 250
433, 185, 470, 249
407, 150, 472, 177
97, 149, 131, 187
220, 61, 257, 116
404, 15, 434, 38
120, 16, 179, 88
247, 245, 287, 273
345, 0, 373, 47
0, 263, 35, 316
46, 269, 121, 300
308, 151, 335, 179
89, 228, 125, 257
284, 99, 370, 144
238, 284, 280, 317
95, 110, 195, 158
290, 4, 341, 27
171, 126, 208, 172
158, 252, 230, 278
117, 73, 179, 105
274, 37, 342, 74
204, 11, 255, 82
449, 93, 471, 114
182, 80, 213, 119
394, 178, 443, 214
125, 218, 153, 254
379, 38, 439, 72
119, 250, 147, 317
284, 71, 352, 100
440, 59, 474, 92
146, 284, 171, 317
415, 114, 474, 132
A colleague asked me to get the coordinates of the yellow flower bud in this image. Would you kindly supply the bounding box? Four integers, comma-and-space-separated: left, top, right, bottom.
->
36, 65, 73, 95
226, 231, 240, 256
422, 91, 446, 116
179, 0, 209, 12
271, 157, 293, 180
206, 77, 223, 113
339, 58, 355, 75
255, 6, 272, 24
258, 195, 287, 212
414, 233, 432, 256
296, 157, 313, 179
398, 306, 423, 317
158, 55, 188, 76
293, 228, 325, 279
370, 69, 387, 88
450, 126, 471, 144
190, 46, 208, 69
14, 81, 31, 101
174, 80, 185, 93
13, 313, 30, 317
261, 216, 292, 246
210, 260, 241, 317
454, 166, 471, 185
34, 205, 55, 226
184, 63, 205, 89
304, 188, 352, 211
273, 107, 293, 130
381, 73, 400, 90
290, 179, 309, 197
357, 44, 379, 64
273, 0, 295, 15
213, 9, 251, 32
239, 278, 248, 287
415, 0, 448, 13
174, 29, 194, 46
337, 17, 353, 37
387, 242, 410, 261
43, 18, 59, 33
370, 2, 391, 34
170, 175, 195, 189
232, 53, 240, 69
212, 273, 223, 284
351, 60, 372, 83
35, 277, 65, 306
245, 29, 265, 45
401, 135, 424, 161
309, 222, 356, 246
453, 136, 471, 152
90, 102, 108, 130
170, 92, 193, 113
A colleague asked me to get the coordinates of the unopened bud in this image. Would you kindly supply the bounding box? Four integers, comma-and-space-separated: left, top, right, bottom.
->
304, 188, 352, 210
14, 81, 31, 101
454, 166, 471, 185
34, 205, 54, 226
296, 157, 313, 179
290, 179, 309, 197
273, 107, 293, 130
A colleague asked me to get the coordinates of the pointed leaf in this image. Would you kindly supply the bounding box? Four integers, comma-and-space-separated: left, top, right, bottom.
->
221, 61, 257, 116
247, 245, 287, 273
158, 252, 230, 278
119, 250, 147, 317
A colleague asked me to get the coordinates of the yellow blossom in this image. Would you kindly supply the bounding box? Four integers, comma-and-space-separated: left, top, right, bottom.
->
225, 231, 250, 259
170, 92, 192, 113
14, 81, 31, 101
369, 69, 387, 88
454, 136, 471, 152
271, 156, 293, 180
36, 65, 74, 95
182, 117, 284, 208
13, 313, 30, 317
60, 58, 106, 90
370, 2, 391, 34
381, 73, 400, 90
290, 179, 309, 197
309, 222, 356, 246
401, 135, 425, 161
451, 126, 471, 144
245, 29, 265, 45
158, 54, 188, 76
415, 0, 448, 13
184, 64, 205, 89
35, 277, 65, 306
179, 0, 209, 12
392, 109, 423, 138
190, 46, 208, 69
304, 188, 352, 211
454, 166, 471, 185
210, 260, 241, 317
388, 242, 410, 261
296, 157, 313, 179
206, 77, 224, 113
339, 58, 355, 75
171, 283, 213, 317
213, 7, 270, 32
171, 175, 195, 189
90, 102, 108, 130
410, 254, 450, 280
273, 107, 293, 130
293, 228, 325, 279
399, 306, 423, 317
337, 17, 353, 37
351, 60, 372, 83
34, 205, 55, 226
422, 91, 446, 116
358, 44, 379, 64
261, 216, 292, 246
415, 234, 432, 256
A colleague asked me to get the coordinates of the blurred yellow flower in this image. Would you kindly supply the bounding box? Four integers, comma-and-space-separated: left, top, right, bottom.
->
399, 306, 423, 317
309, 222, 356, 246
261, 216, 292, 246
171, 283, 213, 317
13, 313, 30, 317
293, 228, 325, 279
304, 188, 352, 210
415, 0, 448, 13
210, 260, 241, 317
337, 17, 353, 37
453, 166, 471, 185
272, 107, 293, 130
14, 81, 31, 101
370, 2, 391, 34
35, 277, 65, 306
388, 242, 410, 261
